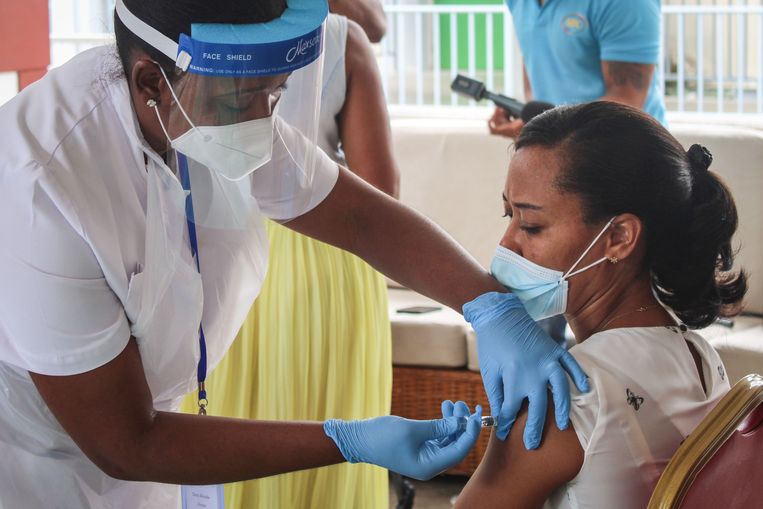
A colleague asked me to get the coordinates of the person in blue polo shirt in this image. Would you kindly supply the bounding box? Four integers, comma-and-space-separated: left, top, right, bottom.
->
489, 0, 666, 138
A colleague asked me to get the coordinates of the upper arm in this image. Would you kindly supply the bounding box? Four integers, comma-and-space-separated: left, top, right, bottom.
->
329, 0, 387, 42
285, 165, 385, 253
455, 397, 584, 509
0, 175, 130, 375
0, 171, 154, 479
601, 61, 654, 107
30, 338, 157, 480
338, 20, 400, 197
596, 0, 660, 107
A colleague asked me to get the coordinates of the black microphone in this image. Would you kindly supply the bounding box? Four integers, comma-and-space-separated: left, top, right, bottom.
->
450, 74, 554, 123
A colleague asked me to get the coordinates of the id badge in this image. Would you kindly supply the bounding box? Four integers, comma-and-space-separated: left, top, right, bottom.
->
181, 485, 224, 509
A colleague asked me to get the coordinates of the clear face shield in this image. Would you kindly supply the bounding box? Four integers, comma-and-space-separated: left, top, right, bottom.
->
116, 0, 327, 228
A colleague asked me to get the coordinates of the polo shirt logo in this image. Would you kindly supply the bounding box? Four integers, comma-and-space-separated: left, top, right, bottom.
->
561, 13, 589, 35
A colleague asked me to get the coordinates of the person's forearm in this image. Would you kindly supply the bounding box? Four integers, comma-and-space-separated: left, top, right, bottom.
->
288, 169, 504, 311
123, 414, 344, 484
31, 340, 346, 486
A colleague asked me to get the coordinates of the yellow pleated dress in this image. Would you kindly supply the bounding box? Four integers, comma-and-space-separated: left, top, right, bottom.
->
181, 219, 392, 508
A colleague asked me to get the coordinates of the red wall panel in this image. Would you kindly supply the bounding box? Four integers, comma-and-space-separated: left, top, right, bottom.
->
18, 68, 47, 89
0, 0, 50, 88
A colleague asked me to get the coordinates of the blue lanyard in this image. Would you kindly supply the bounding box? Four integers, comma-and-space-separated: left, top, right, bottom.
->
177, 154, 209, 416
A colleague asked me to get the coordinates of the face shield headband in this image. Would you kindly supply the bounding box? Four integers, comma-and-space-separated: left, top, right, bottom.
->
115, 0, 328, 177
116, 0, 328, 185
115, 0, 328, 78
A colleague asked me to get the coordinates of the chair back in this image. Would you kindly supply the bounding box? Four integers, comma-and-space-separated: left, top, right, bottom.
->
648, 374, 763, 509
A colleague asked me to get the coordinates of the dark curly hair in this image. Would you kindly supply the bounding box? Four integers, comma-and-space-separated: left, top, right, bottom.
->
515, 101, 747, 329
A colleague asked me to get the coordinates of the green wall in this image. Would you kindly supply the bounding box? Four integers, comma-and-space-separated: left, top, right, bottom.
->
435, 0, 507, 71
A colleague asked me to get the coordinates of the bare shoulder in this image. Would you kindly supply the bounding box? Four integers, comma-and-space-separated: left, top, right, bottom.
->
454, 397, 584, 509
341, 18, 383, 103
329, 0, 387, 43
344, 19, 375, 70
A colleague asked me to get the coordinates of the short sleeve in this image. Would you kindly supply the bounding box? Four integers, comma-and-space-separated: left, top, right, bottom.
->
250, 118, 339, 222
0, 169, 130, 375
566, 348, 601, 452
594, 0, 660, 64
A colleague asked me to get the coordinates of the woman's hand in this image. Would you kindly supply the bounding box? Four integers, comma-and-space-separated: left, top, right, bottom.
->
323, 402, 483, 480
488, 107, 525, 139
464, 292, 589, 449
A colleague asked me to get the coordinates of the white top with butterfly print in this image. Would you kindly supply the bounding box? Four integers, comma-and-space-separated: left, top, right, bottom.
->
544, 326, 729, 509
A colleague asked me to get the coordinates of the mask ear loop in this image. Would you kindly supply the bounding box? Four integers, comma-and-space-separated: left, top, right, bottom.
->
150, 99, 172, 142
562, 216, 617, 281
151, 64, 208, 143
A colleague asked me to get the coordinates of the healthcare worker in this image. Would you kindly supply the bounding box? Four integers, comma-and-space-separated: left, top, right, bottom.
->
0, 1, 589, 507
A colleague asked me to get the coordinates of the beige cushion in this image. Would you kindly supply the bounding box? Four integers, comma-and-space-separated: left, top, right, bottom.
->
466, 329, 480, 372
707, 324, 763, 384
390, 118, 511, 271
705, 316, 763, 384
697, 314, 762, 341
389, 288, 469, 368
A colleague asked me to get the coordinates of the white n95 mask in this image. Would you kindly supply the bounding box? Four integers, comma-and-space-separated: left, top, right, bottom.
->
169, 111, 276, 181
153, 66, 279, 181
490, 217, 616, 320
117, 0, 327, 220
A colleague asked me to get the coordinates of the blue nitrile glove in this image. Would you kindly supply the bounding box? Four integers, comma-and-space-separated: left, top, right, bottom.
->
323, 403, 482, 481
439, 400, 473, 446
463, 292, 589, 449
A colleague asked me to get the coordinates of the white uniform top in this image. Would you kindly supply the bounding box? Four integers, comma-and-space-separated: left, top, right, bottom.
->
0, 46, 338, 508
545, 326, 730, 509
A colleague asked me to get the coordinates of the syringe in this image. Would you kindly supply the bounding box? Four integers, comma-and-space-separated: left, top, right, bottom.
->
457, 415, 498, 431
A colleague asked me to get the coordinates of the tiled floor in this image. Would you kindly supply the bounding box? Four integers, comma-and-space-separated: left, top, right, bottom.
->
388, 476, 468, 509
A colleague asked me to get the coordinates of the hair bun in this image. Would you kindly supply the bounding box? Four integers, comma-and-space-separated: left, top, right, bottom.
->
687, 144, 713, 172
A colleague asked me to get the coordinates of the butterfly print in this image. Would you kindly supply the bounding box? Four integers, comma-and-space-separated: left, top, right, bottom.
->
626, 388, 644, 411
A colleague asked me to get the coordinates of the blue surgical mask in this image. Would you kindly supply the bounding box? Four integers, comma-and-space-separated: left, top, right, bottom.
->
490, 217, 616, 320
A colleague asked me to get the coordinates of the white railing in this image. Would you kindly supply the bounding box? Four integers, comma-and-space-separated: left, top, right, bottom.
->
49, 1, 763, 115
379, 5, 517, 109
380, 2, 763, 115
661, 4, 763, 114
49, 0, 115, 66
